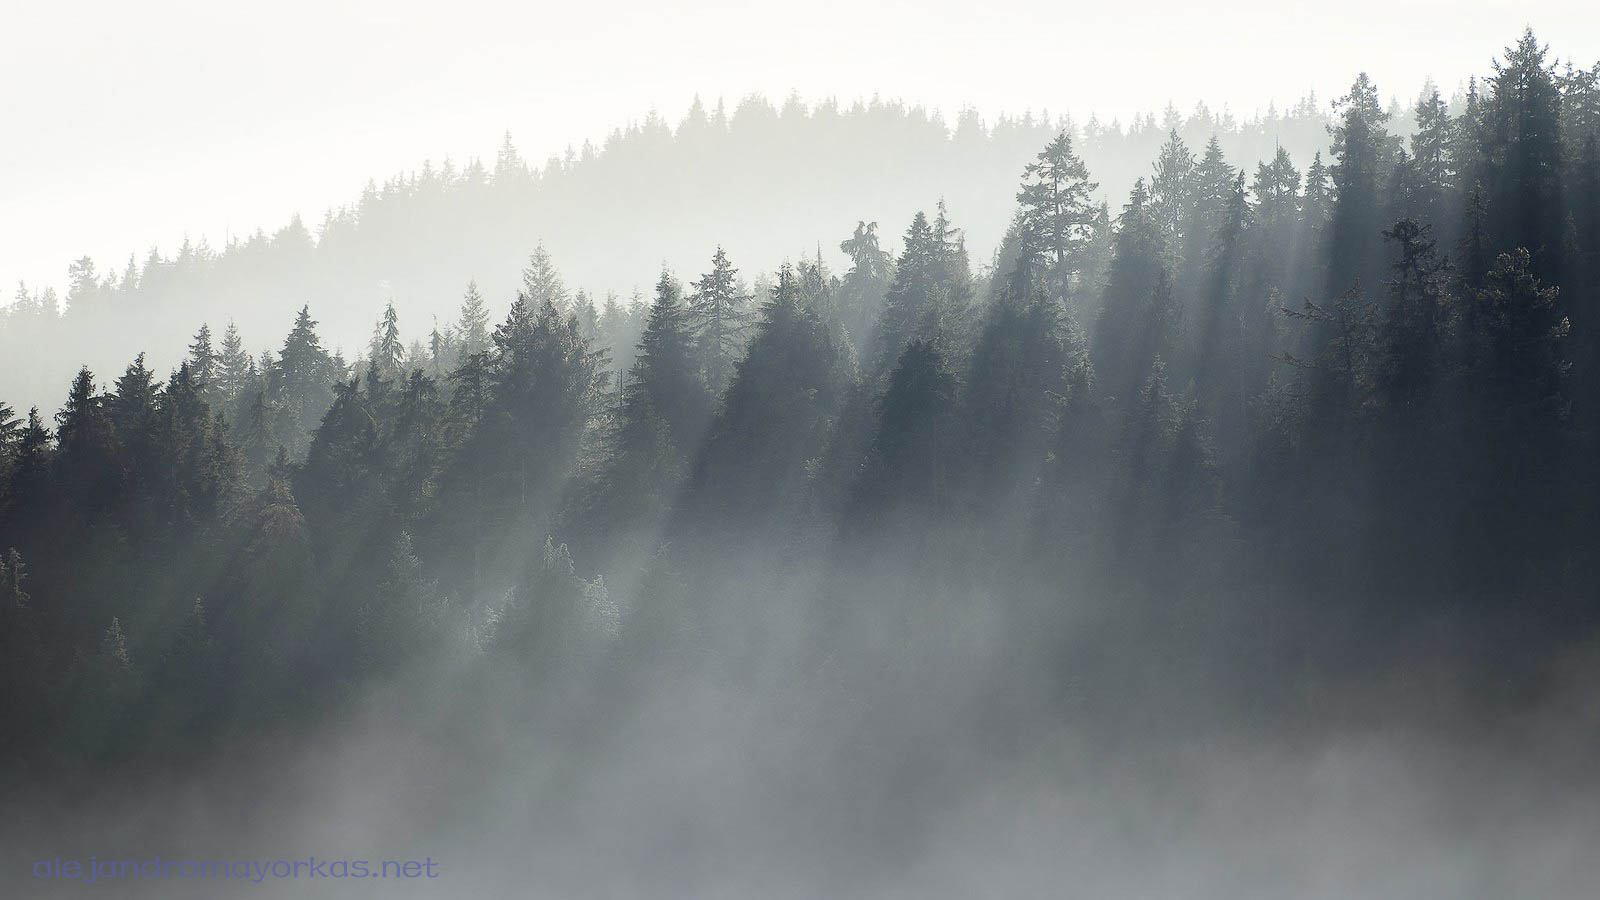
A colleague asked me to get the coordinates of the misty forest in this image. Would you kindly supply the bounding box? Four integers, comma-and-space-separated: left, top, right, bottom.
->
5, 28, 1600, 898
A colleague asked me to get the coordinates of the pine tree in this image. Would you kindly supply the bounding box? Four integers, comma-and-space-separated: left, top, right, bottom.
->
1193, 171, 1252, 449
856, 339, 959, 517
635, 270, 711, 449
1409, 83, 1453, 227
269, 305, 338, 454
1449, 77, 1487, 200
427, 319, 456, 379
873, 205, 974, 378
1251, 146, 1301, 226
160, 361, 230, 530
964, 274, 1085, 513
356, 531, 446, 671
1149, 130, 1197, 277
574, 276, 708, 555
688, 247, 751, 397
573, 289, 600, 343
1015, 131, 1098, 304
456, 280, 491, 359
216, 321, 253, 413
4, 408, 51, 524
838, 220, 894, 356
685, 265, 847, 531
188, 324, 218, 396
55, 368, 120, 510
1482, 28, 1564, 279
521, 243, 569, 312
437, 288, 606, 584
0, 402, 19, 470
368, 300, 405, 380
1301, 151, 1334, 234
1376, 219, 1451, 414
1094, 180, 1175, 407
108, 353, 159, 441
1328, 73, 1400, 292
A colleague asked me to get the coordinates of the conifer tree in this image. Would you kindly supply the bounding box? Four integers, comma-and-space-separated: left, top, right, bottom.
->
1328, 73, 1401, 292
573, 289, 600, 343
0, 402, 20, 467
3, 408, 51, 526
188, 324, 218, 396
686, 265, 846, 530
108, 353, 159, 441
873, 205, 973, 378
838, 221, 894, 356
216, 321, 253, 414
456, 280, 492, 359
1015, 131, 1098, 304
1094, 180, 1175, 407
55, 367, 120, 510
1149, 130, 1197, 277
688, 247, 751, 397
368, 300, 405, 380
1482, 29, 1564, 279
856, 339, 959, 517
269, 305, 338, 454
635, 270, 711, 450
1376, 219, 1451, 415
521, 243, 569, 312
1409, 83, 1453, 227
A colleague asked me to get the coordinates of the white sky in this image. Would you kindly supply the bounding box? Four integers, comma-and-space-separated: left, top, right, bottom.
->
3, 0, 1596, 295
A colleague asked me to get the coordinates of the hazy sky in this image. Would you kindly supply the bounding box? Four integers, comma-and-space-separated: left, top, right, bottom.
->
4, 0, 1596, 295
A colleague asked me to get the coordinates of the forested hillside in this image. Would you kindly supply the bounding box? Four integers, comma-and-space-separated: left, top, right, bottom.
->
4, 29, 1600, 897
0, 93, 1337, 411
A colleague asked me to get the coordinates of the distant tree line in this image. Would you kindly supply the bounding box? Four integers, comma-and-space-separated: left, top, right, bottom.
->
0, 87, 1339, 413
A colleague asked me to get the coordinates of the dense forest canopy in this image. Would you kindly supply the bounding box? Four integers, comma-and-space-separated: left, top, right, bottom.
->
4, 28, 1600, 897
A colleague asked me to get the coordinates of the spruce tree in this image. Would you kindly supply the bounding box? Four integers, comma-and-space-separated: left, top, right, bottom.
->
1149, 130, 1197, 278
635, 270, 711, 450
216, 321, 253, 414
368, 300, 405, 380
686, 265, 846, 531
188, 324, 218, 396
688, 247, 751, 397
1409, 83, 1453, 227
1328, 73, 1401, 293
456, 280, 492, 359
1093, 180, 1174, 407
1482, 28, 1564, 279
521, 243, 569, 312
1015, 131, 1098, 305
269, 305, 338, 453
838, 221, 894, 357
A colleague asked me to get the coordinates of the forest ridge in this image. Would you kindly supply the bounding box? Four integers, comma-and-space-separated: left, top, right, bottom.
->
0, 82, 1347, 411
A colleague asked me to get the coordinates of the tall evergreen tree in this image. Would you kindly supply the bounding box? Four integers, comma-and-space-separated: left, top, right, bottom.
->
1094, 180, 1175, 407
838, 221, 894, 356
1482, 28, 1565, 279
188, 324, 218, 397
1409, 83, 1454, 227
1328, 73, 1400, 292
268, 305, 338, 454
368, 301, 405, 380
688, 247, 751, 397
215, 321, 253, 415
1015, 131, 1098, 305
456, 280, 492, 359
521, 243, 570, 312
